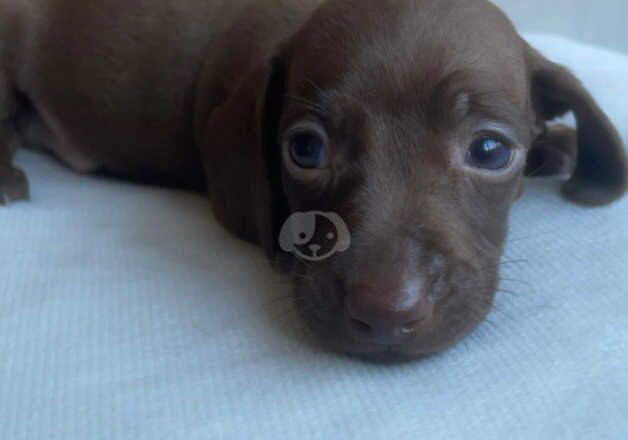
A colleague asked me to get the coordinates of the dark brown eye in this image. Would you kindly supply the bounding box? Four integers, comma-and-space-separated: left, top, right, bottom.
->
289, 131, 327, 169
467, 137, 513, 170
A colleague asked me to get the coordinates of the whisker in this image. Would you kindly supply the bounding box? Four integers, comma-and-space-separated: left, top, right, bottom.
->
500, 258, 529, 266
489, 301, 514, 322
525, 164, 547, 178
499, 277, 533, 288
304, 77, 333, 102
495, 288, 523, 297
479, 316, 502, 334
261, 293, 295, 309
507, 228, 562, 244
284, 94, 326, 115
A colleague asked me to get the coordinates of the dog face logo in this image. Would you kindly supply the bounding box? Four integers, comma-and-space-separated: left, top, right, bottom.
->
279, 212, 351, 262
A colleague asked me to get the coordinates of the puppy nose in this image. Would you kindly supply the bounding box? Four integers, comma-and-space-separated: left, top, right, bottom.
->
345, 279, 432, 346
309, 244, 321, 253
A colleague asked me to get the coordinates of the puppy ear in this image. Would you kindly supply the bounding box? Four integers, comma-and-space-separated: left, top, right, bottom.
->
526, 124, 577, 177
197, 56, 288, 258
526, 46, 627, 205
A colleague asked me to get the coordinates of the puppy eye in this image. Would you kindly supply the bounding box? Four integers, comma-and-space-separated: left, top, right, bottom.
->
466, 136, 513, 171
288, 131, 327, 169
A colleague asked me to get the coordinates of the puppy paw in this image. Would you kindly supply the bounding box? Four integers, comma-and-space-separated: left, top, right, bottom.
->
0, 165, 29, 205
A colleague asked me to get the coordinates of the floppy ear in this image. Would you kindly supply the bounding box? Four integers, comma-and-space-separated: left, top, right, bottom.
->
526, 46, 628, 205
526, 124, 578, 177
197, 57, 288, 258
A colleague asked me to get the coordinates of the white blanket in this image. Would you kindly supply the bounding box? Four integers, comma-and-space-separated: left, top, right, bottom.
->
1, 35, 627, 439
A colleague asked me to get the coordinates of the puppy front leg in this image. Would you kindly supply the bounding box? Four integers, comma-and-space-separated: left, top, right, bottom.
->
0, 72, 28, 205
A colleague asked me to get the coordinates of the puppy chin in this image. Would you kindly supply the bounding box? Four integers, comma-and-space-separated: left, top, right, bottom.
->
335, 317, 487, 362
305, 321, 463, 363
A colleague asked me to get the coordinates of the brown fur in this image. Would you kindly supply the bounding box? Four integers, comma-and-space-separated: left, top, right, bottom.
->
1, 0, 626, 360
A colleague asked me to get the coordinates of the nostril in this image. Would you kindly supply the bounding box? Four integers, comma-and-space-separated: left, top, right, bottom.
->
349, 318, 372, 335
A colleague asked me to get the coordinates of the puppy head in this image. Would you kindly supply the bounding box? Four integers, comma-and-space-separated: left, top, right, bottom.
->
205, 0, 627, 360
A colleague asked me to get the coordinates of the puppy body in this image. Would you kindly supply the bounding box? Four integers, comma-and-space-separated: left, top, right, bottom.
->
2, 0, 626, 359
0, 0, 318, 188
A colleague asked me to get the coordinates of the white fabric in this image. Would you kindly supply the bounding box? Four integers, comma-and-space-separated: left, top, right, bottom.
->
1, 35, 627, 439
492, 0, 628, 54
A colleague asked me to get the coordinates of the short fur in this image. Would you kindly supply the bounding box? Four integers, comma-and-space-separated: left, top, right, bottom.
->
1, 0, 626, 359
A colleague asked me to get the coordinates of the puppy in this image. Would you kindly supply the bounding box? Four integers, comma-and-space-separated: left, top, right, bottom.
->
1, 0, 626, 360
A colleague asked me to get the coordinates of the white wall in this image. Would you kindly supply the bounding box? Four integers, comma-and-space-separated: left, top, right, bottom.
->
491, 0, 628, 54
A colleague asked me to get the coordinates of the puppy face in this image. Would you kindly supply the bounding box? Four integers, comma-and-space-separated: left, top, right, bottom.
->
205, 0, 627, 360
274, 0, 626, 359
272, 0, 529, 359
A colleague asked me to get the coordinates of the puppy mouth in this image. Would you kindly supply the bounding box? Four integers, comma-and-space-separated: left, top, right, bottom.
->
292, 288, 436, 359
292, 272, 495, 361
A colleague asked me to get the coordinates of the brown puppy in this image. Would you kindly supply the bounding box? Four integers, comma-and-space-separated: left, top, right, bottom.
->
1, 0, 626, 360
